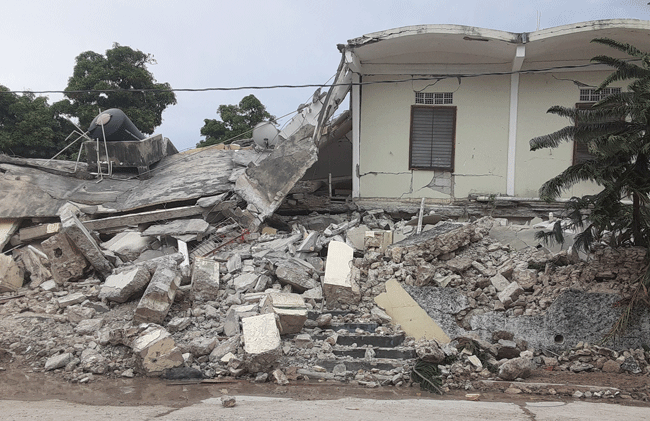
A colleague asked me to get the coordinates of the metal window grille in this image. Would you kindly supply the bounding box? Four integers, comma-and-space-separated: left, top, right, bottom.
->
415, 92, 453, 105
579, 87, 621, 102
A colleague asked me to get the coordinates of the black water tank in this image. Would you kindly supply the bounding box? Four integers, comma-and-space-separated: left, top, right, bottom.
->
87, 108, 146, 141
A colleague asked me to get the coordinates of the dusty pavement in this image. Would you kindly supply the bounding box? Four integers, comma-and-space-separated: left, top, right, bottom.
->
2, 395, 650, 421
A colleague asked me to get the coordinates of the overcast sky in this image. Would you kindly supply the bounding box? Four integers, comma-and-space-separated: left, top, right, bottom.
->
2, 1, 649, 151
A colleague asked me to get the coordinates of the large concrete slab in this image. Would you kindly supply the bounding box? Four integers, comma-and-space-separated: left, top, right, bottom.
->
375, 279, 450, 343
323, 241, 359, 306
134, 265, 181, 324
261, 292, 308, 334
60, 209, 113, 278
242, 313, 282, 371
99, 266, 151, 303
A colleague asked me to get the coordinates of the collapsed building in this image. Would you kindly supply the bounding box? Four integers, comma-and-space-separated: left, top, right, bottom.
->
1, 19, 650, 401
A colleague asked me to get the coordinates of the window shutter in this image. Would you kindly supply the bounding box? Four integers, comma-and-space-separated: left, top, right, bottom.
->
410, 107, 455, 170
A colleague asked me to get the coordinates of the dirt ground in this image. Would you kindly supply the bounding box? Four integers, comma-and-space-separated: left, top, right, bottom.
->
1, 364, 648, 410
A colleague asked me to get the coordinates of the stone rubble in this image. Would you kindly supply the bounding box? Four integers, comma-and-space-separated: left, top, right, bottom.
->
1, 206, 649, 402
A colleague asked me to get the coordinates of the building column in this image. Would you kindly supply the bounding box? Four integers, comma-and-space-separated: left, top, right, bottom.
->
507, 45, 525, 196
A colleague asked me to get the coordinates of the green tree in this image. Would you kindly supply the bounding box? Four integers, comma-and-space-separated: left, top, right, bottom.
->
0, 85, 75, 158
530, 38, 650, 251
197, 94, 275, 147
57, 43, 176, 134
529, 38, 650, 337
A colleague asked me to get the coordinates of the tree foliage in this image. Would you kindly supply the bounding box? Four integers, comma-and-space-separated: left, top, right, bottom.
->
530, 38, 650, 252
58, 43, 176, 134
197, 94, 275, 147
530, 38, 650, 338
0, 85, 75, 158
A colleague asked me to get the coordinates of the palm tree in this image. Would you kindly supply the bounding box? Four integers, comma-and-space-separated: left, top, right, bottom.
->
530, 38, 650, 338
530, 38, 650, 252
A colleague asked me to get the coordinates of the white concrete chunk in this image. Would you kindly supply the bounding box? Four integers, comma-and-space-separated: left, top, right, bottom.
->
134, 265, 181, 324
99, 266, 151, 303
101, 230, 152, 262
323, 241, 359, 306
131, 325, 183, 376
261, 292, 307, 334
0, 254, 24, 293
490, 273, 510, 292
242, 313, 281, 372
190, 257, 220, 301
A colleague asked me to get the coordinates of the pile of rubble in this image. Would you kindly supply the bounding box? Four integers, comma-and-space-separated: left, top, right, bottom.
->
1, 204, 649, 401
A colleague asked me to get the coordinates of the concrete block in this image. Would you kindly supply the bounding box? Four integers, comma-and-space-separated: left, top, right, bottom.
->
99, 266, 151, 303
131, 325, 184, 376
12, 246, 50, 288
142, 218, 210, 237
261, 292, 307, 335
242, 313, 282, 372
323, 241, 359, 306
190, 257, 220, 301
57, 292, 86, 308
41, 233, 88, 284
345, 224, 370, 251
513, 268, 537, 291
209, 335, 240, 362
490, 273, 510, 292
40, 280, 58, 292
60, 209, 112, 278
101, 230, 152, 262
0, 254, 24, 293
275, 261, 318, 292
134, 265, 181, 324
375, 279, 450, 343
226, 253, 242, 273
44, 352, 74, 371
497, 281, 524, 307
223, 308, 241, 337
364, 230, 393, 252
233, 272, 260, 293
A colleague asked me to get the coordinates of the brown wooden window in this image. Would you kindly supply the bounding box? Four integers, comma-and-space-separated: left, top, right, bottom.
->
409, 105, 456, 171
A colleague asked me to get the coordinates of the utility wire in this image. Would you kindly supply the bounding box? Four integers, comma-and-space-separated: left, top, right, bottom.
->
0, 61, 630, 96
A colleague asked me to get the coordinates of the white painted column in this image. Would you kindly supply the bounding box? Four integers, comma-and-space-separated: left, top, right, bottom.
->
351, 73, 361, 198
506, 45, 526, 197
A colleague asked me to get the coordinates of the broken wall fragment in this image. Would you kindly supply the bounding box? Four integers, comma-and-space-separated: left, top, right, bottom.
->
134, 265, 181, 324
261, 292, 308, 334
41, 232, 88, 284
322, 241, 360, 306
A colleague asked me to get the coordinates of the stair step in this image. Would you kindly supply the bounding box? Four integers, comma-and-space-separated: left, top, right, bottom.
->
332, 348, 416, 359
315, 359, 404, 373
336, 333, 405, 348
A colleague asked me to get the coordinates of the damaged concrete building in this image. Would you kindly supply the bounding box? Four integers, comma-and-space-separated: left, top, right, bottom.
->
0, 18, 649, 401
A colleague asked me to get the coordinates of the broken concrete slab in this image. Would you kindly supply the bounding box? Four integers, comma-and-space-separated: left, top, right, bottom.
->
60, 209, 113, 278
134, 265, 181, 324
297, 231, 320, 253
18, 222, 61, 244
99, 266, 151, 303
196, 193, 227, 209
41, 232, 88, 284
375, 279, 450, 343
490, 273, 510, 292
242, 313, 282, 372
364, 230, 393, 252
233, 272, 260, 293
12, 246, 51, 288
322, 241, 359, 306
274, 260, 318, 293
345, 224, 370, 251
235, 125, 318, 230
57, 292, 87, 308
0, 254, 24, 293
0, 218, 20, 249
261, 292, 308, 335
101, 231, 153, 262
131, 325, 184, 376
190, 257, 220, 301
142, 218, 210, 237
210, 335, 241, 362
44, 352, 74, 371
497, 281, 524, 308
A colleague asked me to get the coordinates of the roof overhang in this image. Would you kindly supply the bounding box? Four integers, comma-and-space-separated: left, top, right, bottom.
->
342, 19, 650, 75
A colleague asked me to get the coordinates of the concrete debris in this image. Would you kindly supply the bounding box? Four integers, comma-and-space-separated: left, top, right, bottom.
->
41, 233, 88, 284
101, 231, 153, 262
261, 292, 308, 334
60, 209, 113, 279
1, 160, 649, 405
0, 254, 24, 293
131, 325, 184, 376
190, 257, 220, 301
221, 395, 236, 408
99, 266, 151, 303
323, 241, 359, 306
134, 265, 181, 324
242, 313, 282, 372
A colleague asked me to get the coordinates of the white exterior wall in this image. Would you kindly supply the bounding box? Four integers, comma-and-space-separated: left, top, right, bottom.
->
515, 71, 623, 198
359, 75, 511, 199
357, 71, 624, 200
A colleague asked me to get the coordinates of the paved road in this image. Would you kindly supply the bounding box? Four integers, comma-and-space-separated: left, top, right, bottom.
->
2, 396, 648, 420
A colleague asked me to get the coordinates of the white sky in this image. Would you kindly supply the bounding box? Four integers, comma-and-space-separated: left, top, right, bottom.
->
1, 1, 649, 151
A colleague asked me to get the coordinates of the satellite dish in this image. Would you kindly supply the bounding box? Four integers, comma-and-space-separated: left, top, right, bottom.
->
252, 121, 280, 148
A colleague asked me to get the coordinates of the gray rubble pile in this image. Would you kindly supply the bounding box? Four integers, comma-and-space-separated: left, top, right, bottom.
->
0, 205, 649, 400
